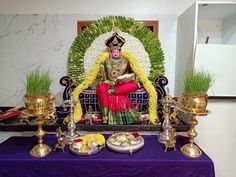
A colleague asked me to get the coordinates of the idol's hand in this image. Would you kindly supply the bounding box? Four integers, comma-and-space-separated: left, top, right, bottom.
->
108, 89, 114, 95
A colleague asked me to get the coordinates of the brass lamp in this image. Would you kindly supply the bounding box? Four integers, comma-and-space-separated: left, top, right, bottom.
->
158, 88, 177, 151
180, 94, 208, 158
30, 116, 51, 158
23, 69, 54, 157
180, 70, 214, 158
24, 95, 52, 158
63, 91, 80, 144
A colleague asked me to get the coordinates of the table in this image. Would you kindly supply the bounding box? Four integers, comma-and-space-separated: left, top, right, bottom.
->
0, 135, 215, 177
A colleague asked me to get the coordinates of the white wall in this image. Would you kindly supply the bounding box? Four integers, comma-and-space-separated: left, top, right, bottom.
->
194, 44, 236, 96
0, 0, 195, 14
197, 6, 236, 44
198, 18, 223, 44
222, 12, 236, 44
175, 3, 196, 96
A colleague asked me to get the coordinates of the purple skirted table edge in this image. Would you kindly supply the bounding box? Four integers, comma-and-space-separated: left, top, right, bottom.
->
0, 135, 215, 177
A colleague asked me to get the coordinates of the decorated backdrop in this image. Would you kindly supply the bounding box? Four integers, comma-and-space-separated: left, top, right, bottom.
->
68, 16, 165, 85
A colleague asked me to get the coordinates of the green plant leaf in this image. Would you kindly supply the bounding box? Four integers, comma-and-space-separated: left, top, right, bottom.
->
26, 68, 52, 96
183, 70, 214, 95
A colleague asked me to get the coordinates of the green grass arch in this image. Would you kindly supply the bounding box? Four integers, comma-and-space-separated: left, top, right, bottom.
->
68, 16, 165, 85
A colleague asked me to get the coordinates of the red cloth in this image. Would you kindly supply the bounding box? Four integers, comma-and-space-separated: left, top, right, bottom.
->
97, 81, 138, 112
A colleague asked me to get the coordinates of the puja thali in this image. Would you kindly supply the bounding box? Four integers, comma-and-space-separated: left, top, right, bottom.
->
69, 144, 105, 156
69, 134, 105, 155
106, 132, 144, 155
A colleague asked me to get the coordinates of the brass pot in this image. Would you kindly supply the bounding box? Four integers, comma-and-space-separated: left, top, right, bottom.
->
24, 94, 50, 115
181, 93, 208, 114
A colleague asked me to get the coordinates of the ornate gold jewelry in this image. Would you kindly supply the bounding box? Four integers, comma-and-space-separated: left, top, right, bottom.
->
107, 56, 127, 81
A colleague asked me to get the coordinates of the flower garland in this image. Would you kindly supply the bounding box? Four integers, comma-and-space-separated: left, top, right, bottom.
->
84, 32, 151, 76
71, 52, 109, 123
122, 51, 158, 124
70, 51, 158, 124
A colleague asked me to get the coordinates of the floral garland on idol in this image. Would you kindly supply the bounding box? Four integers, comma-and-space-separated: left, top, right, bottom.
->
72, 51, 158, 125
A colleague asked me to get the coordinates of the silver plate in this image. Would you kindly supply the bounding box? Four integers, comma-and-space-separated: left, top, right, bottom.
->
69, 144, 105, 156
106, 132, 144, 155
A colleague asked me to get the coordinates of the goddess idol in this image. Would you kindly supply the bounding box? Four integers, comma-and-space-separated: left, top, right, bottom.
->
97, 32, 140, 125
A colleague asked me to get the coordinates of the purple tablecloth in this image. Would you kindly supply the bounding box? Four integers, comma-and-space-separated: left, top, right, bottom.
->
0, 134, 215, 177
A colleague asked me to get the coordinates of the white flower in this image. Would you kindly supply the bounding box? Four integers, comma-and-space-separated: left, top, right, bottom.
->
83, 32, 151, 76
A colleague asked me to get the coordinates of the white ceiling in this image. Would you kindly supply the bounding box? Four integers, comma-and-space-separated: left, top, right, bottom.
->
198, 4, 236, 19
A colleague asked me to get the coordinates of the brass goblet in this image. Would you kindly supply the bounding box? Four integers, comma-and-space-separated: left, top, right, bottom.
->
30, 116, 51, 158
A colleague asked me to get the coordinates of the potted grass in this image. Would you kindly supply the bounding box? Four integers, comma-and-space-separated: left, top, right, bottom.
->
182, 70, 214, 114
25, 69, 52, 115
24, 69, 53, 158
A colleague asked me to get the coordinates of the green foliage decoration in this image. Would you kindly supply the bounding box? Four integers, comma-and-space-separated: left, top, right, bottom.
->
68, 16, 165, 85
184, 70, 214, 95
26, 69, 52, 96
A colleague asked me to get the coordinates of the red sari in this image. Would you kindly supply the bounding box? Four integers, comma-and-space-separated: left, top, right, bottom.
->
97, 58, 140, 125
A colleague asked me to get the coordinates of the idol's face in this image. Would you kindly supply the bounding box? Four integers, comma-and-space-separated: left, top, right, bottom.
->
111, 49, 120, 58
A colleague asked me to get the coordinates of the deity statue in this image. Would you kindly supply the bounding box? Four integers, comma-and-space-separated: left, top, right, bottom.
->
97, 32, 140, 125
